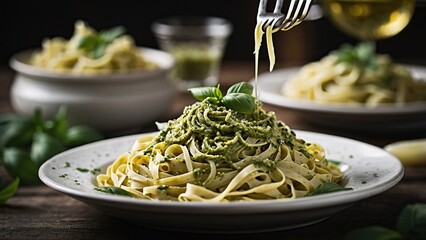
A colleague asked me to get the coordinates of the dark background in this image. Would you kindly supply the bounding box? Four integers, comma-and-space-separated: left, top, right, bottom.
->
0, 0, 425, 67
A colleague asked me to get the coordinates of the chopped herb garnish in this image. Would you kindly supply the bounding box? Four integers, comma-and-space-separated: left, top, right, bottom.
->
59, 174, 68, 178
64, 162, 71, 168
90, 168, 101, 175
76, 168, 89, 173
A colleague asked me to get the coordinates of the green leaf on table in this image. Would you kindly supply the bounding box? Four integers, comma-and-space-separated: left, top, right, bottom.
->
94, 186, 133, 197
31, 132, 66, 167
0, 114, 31, 126
308, 182, 352, 196
43, 106, 69, 142
64, 125, 104, 148
2, 148, 40, 185
227, 82, 253, 95
0, 118, 35, 148
344, 226, 404, 240
396, 203, 426, 239
0, 178, 20, 204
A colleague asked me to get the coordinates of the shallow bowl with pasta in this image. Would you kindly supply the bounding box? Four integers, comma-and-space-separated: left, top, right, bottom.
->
9, 47, 175, 133
255, 66, 426, 132
38, 130, 403, 233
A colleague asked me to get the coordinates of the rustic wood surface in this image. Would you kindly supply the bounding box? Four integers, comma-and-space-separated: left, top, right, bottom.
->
1, 62, 425, 240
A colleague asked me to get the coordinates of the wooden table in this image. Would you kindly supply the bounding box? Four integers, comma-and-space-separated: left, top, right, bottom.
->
1, 62, 425, 240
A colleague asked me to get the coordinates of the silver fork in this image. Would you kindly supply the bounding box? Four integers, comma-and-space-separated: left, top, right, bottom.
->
257, 0, 313, 32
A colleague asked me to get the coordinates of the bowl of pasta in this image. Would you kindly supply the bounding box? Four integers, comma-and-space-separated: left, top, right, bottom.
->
9, 21, 176, 133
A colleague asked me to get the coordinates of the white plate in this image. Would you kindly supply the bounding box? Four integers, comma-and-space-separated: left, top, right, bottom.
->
39, 131, 403, 233
255, 65, 426, 132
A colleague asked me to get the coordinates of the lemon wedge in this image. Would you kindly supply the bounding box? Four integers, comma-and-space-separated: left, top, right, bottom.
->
384, 139, 426, 166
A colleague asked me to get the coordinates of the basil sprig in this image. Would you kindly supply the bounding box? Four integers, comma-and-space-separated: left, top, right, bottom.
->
77, 24, 126, 59
345, 204, 426, 240
332, 42, 378, 70
188, 82, 256, 114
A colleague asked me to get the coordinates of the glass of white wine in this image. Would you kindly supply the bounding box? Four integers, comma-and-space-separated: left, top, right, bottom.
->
321, 0, 416, 41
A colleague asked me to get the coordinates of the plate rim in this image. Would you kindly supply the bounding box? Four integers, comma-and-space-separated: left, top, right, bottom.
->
39, 130, 404, 214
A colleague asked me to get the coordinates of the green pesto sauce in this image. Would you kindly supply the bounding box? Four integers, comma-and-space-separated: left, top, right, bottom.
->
152, 99, 308, 169
253, 158, 277, 171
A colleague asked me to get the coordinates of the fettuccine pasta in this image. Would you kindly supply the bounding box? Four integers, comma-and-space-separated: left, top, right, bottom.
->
282, 45, 426, 106
29, 21, 156, 74
97, 99, 342, 202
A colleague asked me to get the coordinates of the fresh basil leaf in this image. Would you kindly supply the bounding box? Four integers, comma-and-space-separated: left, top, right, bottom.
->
0, 118, 35, 148
92, 42, 107, 59
3, 148, 40, 185
396, 204, 426, 239
77, 35, 100, 52
308, 182, 352, 196
188, 86, 221, 102
0, 114, 31, 126
33, 108, 45, 131
227, 82, 253, 95
99, 26, 126, 43
65, 125, 104, 148
222, 93, 256, 114
94, 186, 133, 197
333, 42, 378, 70
215, 84, 223, 100
31, 132, 66, 167
77, 25, 125, 59
344, 226, 403, 240
44, 106, 69, 142
0, 178, 20, 204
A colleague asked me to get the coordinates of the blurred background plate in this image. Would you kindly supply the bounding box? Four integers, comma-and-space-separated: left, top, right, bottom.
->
255, 65, 426, 133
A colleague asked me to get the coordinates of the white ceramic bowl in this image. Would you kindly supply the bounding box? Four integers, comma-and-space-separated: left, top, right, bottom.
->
9, 47, 176, 133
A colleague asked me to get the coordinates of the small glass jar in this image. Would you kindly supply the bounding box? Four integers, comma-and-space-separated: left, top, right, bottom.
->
152, 16, 233, 91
